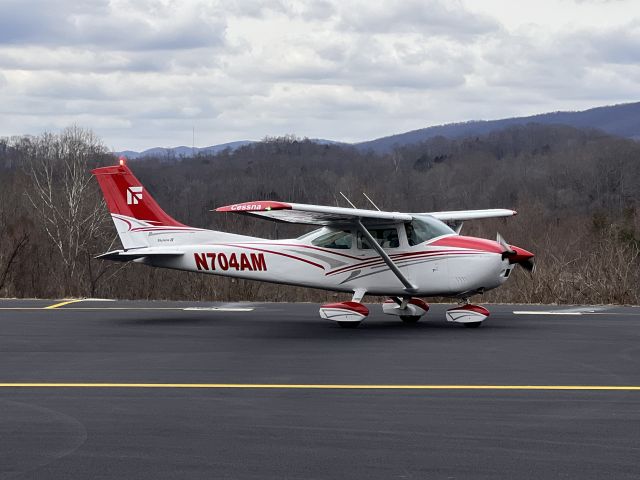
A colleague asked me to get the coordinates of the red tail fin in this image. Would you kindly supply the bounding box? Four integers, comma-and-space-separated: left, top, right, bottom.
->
92, 161, 185, 227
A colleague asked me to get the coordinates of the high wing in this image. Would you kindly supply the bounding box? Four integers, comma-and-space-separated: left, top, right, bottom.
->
215, 201, 411, 225
426, 209, 517, 222
215, 201, 515, 226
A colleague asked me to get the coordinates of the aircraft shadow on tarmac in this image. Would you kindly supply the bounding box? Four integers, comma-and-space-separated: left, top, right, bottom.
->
110, 309, 525, 341
114, 316, 224, 326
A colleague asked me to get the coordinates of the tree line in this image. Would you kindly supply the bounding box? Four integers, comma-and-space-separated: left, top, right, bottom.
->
0, 124, 638, 304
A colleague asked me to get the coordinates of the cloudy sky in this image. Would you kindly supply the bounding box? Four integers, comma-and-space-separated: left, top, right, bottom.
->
0, 0, 638, 151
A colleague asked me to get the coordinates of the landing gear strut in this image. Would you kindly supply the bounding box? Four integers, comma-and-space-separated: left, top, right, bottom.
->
382, 297, 430, 324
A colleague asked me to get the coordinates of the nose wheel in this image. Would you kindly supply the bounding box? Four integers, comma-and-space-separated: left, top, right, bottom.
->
446, 303, 490, 327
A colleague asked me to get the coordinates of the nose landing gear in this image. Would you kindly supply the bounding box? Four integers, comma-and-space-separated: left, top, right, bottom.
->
446, 303, 490, 327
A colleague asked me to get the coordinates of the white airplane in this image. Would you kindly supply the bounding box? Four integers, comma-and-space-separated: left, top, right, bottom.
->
93, 158, 534, 328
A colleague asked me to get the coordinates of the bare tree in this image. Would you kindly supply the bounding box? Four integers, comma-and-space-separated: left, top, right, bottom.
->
0, 204, 29, 294
23, 126, 113, 296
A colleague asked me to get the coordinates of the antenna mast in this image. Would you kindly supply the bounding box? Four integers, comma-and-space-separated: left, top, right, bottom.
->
362, 192, 381, 211
339, 192, 358, 209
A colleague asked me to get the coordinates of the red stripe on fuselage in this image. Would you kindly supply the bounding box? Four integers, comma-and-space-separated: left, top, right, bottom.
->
226, 242, 377, 261
430, 236, 504, 254
215, 244, 325, 270
207, 238, 499, 276
326, 249, 488, 276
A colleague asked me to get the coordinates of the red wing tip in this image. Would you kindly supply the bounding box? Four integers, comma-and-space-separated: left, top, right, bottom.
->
215, 201, 292, 213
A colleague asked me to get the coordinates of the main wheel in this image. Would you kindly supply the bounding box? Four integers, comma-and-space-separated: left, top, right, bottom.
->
338, 321, 361, 328
400, 315, 421, 324
463, 321, 482, 328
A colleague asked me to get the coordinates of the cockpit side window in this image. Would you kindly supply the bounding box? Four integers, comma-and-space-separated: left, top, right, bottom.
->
311, 229, 353, 249
405, 216, 455, 246
357, 227, 400, 249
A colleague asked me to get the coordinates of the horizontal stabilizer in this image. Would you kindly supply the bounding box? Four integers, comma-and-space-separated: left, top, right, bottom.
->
96, 249, 185, 262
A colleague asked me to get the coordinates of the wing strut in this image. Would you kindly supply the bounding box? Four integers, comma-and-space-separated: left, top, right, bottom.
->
356, 220, 417, 293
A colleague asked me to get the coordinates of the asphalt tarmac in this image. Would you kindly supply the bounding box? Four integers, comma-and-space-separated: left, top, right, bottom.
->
0, 299, 639, 479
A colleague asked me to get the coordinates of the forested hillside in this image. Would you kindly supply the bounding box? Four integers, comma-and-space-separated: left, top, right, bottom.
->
357, 102, 640, 153
1, 124, 639, 304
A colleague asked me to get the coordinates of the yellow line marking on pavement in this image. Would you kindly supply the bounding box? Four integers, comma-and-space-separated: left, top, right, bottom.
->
46, 307, 192, 310
0, 307, 224, 311
0, 307, 172, 311
0, 383, 639, 391
44, 299, 84, 309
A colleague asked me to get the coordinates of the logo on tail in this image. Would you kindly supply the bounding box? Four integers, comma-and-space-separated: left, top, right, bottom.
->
126, 186, 143, 205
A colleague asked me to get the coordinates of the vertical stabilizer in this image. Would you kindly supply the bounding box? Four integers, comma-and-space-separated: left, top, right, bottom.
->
92, 159, 194, 249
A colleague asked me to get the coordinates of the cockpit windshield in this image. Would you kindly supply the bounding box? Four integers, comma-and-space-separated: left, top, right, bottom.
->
299, 227, 353, 249
297, 227, 323, 241
405, 215, 455, 246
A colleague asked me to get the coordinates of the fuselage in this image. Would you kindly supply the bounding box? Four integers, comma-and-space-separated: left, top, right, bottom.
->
141, 224, 517, 298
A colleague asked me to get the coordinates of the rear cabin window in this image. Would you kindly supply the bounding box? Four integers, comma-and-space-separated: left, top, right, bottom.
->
311, 229, 353, 249
357, 228, 400, 249
405, 216, 455, 246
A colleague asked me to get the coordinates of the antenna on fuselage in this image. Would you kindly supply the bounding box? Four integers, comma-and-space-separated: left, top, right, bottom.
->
339, 191, 358, 209
362, 192, 381, 211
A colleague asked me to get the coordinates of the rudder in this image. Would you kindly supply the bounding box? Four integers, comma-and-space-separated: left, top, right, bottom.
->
92, 158, 189, 249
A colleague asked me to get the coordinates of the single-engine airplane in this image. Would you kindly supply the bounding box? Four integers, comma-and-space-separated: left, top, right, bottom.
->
93, 158, 534, 328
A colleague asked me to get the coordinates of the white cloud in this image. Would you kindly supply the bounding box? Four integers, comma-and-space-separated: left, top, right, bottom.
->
0, 0, 639, 150
338, 0, 500, 37
0, 0, 226, 50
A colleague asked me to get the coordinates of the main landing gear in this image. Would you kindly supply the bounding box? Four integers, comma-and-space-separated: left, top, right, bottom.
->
319, 293, 431, 328
319, 292, 490, 328
382, 297, 430, 324
318, 301, 369, 328
319, 288, 369, 328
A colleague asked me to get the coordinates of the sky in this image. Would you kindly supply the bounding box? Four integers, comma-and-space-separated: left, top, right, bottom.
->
0, 0, 638, 151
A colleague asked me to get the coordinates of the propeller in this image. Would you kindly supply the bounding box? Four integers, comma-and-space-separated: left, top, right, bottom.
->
497, 232, 536, 274
496, 232, 514, 255
519, 256, 536, 273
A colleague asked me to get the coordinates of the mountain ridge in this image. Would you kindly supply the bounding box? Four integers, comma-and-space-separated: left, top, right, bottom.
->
115, 101, 640, 157
355, 102, 640, 152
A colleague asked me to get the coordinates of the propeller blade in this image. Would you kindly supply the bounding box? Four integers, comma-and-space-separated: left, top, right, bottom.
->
519, 257, 536, 273
498, 233, 535, 274
496, 232, 514, 254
